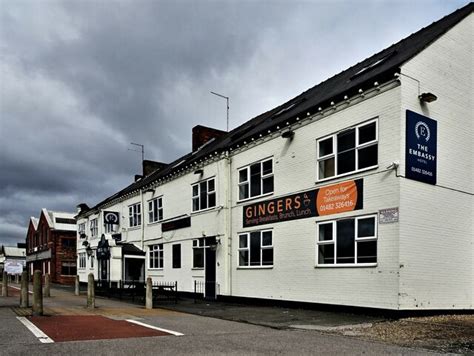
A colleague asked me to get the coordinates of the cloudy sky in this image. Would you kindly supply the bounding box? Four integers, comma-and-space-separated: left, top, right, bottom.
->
0, 0, 466, 246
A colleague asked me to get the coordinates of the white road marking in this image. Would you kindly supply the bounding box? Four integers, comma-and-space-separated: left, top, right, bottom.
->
16, 317, 54, 343
9, 286, 33, 294
126, 319, 184, 336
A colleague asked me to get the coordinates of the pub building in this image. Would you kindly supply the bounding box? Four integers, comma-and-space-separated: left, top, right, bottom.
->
76, 4, 473, 310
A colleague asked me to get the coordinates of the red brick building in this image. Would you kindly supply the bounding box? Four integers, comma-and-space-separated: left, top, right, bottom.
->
26, 209, 77, 284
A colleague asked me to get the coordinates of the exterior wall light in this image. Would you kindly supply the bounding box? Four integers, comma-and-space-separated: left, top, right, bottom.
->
419, 92, 437, 103
281, 130, 295, 139
86, 246, 93, 257
194, 169, 203, 175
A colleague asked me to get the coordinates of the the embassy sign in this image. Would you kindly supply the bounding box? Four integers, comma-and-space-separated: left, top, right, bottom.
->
243, 179, 363, 227
405, 110, 437, 185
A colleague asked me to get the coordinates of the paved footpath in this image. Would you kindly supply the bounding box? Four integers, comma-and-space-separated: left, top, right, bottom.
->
0, 285, 448, 356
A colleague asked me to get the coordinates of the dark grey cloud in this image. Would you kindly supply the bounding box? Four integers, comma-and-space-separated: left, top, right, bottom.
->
0, 0, 467, 245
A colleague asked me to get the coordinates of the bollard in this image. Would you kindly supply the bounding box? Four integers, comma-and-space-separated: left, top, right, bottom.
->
146, 277, 153, 309
44, 274, 51, 298
74, 275, 80, 296
32, 270, 43, 316
2, 271, 8, 297
20, 271, 29, 308
87, 273, 95, 308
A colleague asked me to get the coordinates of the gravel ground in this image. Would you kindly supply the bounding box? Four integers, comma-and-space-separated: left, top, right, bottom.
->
340, 314, 474, 355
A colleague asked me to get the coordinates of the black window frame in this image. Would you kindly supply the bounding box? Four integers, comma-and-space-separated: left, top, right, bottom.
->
172, 244, 181, 269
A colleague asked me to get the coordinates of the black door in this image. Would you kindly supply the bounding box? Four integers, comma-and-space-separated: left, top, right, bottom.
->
204, 237, 217, 300
99, 259, 108, 283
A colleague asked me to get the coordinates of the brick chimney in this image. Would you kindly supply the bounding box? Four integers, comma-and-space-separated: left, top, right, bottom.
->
142, 160, 168, 177
192, 125, 226, 152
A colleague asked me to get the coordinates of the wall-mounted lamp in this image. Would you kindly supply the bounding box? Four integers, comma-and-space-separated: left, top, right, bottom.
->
194, 169, 204, 175
82, 241, 89, 247
418, 92, 437, 103
209, 238, 221, 251
281, 130, 294, 139
86, 245, 93, 257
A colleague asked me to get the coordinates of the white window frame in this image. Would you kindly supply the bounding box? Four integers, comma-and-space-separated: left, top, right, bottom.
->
78, 223, 86, 235
149, 244, 163, 269
90, 218, 98, 238
238, 229, 273, 268
238, 158, 274, 201
316, 214, 378, 267
148, 196, 164, 223
316, 119, 378, 182
192, 238, 205, 269
78, 252, 86, 269
129, 203, 142, 227
192, 177, 216, 212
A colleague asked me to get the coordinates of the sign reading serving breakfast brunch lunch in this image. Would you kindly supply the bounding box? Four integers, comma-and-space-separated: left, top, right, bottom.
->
243, 179, 363, 227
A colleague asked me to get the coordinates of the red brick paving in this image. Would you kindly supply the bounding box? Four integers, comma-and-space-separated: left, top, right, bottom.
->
28, 315, 170, 342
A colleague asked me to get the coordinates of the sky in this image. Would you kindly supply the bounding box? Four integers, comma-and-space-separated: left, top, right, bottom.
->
0, 0, 468, 246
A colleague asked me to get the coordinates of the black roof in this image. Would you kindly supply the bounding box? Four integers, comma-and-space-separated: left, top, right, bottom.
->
82, 3, 473, 214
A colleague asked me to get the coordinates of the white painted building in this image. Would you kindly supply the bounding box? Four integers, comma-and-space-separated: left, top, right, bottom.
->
77, 4, 473, 310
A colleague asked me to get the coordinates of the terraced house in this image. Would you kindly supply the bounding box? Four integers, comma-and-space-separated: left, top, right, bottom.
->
76, 4, 473, 310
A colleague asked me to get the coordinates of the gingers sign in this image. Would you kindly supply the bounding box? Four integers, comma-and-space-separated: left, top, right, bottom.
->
243, 179, 363, 227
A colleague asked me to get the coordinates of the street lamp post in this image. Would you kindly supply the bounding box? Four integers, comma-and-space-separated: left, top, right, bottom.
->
210, 91, 229, 132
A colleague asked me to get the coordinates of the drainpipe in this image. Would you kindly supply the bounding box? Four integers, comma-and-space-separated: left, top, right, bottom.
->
140, 189, 145, 251
224, 151, 233, 296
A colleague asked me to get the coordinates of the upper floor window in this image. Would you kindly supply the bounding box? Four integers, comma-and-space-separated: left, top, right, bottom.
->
238, 158, 273, 200
148, 197, 163, 223
192, 178, 216, 212
149, 244, 164, 269
317, 120, 378, 181
129, 203, 141, 227
238, 230, 273, 267
90, 218, 98, 238
316, 214, 377, 266
78, 223, 86, 236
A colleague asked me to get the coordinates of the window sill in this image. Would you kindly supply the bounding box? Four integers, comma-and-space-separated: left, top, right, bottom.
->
315, 165, 378, 185
191, 206, 218, 215
148, 268, 164, 271
315, 263, 377, 268
237, 192, 274, 204
147, 221, 163, 226
237, 266, 273, 270
191, 267, 204, 270
127, 226, 141, 231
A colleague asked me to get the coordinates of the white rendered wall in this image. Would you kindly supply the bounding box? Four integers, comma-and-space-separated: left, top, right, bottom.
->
398, 13, 473, 310
229, 86, 402, 309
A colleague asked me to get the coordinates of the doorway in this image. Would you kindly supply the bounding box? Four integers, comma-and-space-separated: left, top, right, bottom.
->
204, 237, 217, 300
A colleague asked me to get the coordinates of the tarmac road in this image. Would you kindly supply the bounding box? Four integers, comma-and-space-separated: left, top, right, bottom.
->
0, 285, 447, 356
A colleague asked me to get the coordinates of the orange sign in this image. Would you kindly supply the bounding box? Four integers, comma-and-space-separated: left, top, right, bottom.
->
316, 180, 359, 216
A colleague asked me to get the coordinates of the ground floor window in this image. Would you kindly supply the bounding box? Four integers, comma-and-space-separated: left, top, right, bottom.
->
317, 214, 377, 265
79, 252, 86, 269
172, 244, 181, 268
61, 261, 77, 276
238, 230, 273, 267
193, 238, 205, 268
149, 244, 163, 269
